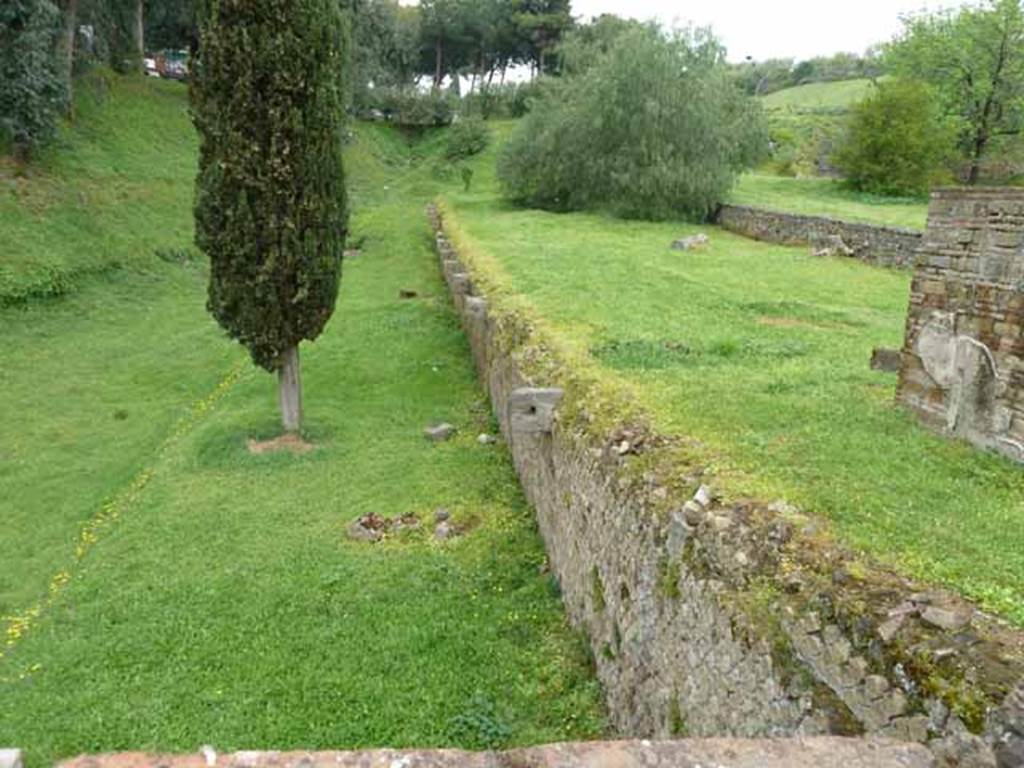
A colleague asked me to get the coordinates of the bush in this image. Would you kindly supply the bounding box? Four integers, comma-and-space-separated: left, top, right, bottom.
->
462, 81, 542, 119
444, 117, 489, 161
832, 79, 954, 196
359, 85, 456, 126
0, 0, 66, 160
497, 26, 767, 221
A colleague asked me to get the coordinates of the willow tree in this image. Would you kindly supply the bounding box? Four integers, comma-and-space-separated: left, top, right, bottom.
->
192, 0, 348, 434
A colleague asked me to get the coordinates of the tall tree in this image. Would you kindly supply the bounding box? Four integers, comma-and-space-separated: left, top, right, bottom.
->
512, 0, 572, 77
0, 0, 66, 160
888, 0, 1024, 184
192, 0, 348, 434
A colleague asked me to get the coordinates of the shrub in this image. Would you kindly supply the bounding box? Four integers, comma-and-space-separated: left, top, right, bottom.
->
462, 81, 544, 119
0, 0, 66, 160
444, 117, 489, 161
833, 79, 955, 196
497, 26, 767, 221
359, 85, 456, 126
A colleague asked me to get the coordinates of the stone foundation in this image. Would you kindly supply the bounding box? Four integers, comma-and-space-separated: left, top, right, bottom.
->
897, 188, 1024, 462
715, 204, 922, 269
431, 202, 1024, 767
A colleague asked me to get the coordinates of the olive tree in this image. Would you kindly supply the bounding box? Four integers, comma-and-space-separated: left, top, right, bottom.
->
498, 25, 767, 221
191, 0, 348, 434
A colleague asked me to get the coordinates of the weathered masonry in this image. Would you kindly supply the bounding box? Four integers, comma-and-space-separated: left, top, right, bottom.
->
430, 203, 1024, 768
897, 188, 1024, 462
715, 204, 922, 269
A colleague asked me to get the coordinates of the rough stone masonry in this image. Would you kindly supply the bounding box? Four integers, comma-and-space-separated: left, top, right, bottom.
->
897, 188, 1024, 462
430, 203, 1024, 768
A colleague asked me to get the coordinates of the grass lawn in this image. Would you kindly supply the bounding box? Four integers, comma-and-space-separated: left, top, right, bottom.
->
729, 174, 929, 230
0, 82, 604, 764
441, 131, 1024, 626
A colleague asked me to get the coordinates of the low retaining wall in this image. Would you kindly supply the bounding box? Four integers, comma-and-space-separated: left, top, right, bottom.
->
715, 204, 923, 269
431, 203, 1024, 767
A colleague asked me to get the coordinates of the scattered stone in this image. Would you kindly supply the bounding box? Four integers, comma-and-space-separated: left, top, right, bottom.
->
343, 248, 362, 260
434, 507, 451, 523
682, 501, 705, 526
424, 423, 456, 442
434, 521, 456, 541
693, 485, 713, 508
477, 433, 497, 445
347, 512, 421, 542
399, 289, 419, 299
347, 513, 388, 542
200, 746, 217, 768
864, 674, 890, 699
247, 433, 316, 456
877, 614, 907, 644
0, 750, 23, 768
871, 347, 902, 373
922, 604, 974, 632
811, 234, 854, 258
671, 233, 710, 251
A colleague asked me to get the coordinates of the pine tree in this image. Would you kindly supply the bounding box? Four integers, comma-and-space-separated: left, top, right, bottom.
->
191, 0, 348, 434
0, 0, 66, 160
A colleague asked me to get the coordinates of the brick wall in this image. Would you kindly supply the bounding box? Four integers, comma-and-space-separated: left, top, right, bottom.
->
897, 188, 1024, 462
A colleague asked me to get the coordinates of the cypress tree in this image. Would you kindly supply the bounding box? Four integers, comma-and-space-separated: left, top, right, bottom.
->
191, 0, 348, 434
0, 0, 66, 160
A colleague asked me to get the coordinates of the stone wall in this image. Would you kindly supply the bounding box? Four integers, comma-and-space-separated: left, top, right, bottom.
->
897, 188, 1024, 463
431, 203, 1024, 767
715, 204, 923, 269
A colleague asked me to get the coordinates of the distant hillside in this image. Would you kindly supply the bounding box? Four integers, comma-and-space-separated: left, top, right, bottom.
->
762, 78, 879, 112
758, 78, 881, 177
0, 72, 196, 304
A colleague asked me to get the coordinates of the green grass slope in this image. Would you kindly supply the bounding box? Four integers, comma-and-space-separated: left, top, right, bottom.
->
442, 126, 1024, 625
762, 78, 878, 111
0, 71, 197, 303
0, 83, 604, 763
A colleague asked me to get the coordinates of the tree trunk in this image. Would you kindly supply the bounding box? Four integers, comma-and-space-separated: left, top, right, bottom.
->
434, 36, 443, 88
967, 127, 989, 185
278, 345, 302, 434
133, 0, 144, 73
59, 0, 77, 111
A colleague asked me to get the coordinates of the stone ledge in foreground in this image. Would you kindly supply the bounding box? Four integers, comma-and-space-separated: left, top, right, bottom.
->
58, 738, 935, 768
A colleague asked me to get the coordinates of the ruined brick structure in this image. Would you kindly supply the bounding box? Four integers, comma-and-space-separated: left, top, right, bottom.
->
897, 188, 1024, 462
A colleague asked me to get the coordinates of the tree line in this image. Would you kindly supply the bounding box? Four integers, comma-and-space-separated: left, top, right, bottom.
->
1, 0, 573, 158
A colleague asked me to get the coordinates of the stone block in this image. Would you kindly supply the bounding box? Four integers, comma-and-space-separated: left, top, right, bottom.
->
508, 387, 564, 435
0, 751, 23, 768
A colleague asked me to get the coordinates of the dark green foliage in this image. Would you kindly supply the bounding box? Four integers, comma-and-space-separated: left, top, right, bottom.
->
191, 0, 348, 371
833, 79, 954, 196
444, 694, 512, 750
0, 0, 66, 159
497, 26, 767, 221
445, 117, 489, 161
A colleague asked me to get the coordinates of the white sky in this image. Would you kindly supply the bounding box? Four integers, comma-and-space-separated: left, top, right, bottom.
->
570, 0, 959, 61
401, 0, 967, 63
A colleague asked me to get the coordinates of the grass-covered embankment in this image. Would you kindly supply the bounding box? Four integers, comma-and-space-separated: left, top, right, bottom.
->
442, 128, 1024, 626
0, 79, 604, 763
0, 71, 199, 304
